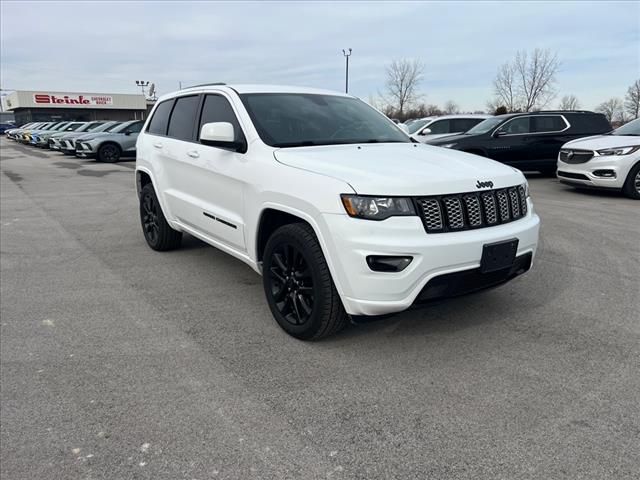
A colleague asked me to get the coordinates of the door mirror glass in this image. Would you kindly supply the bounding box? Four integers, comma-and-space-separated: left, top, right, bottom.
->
494, 128, 507, 137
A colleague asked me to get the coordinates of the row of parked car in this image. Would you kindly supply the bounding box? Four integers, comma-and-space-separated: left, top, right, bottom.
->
400, 111, 640, 199
4, 119, 143, 162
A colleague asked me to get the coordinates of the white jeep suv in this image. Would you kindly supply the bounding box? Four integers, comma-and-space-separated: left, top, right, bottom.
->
557, 118, 640, 199
136, 84, 540, 339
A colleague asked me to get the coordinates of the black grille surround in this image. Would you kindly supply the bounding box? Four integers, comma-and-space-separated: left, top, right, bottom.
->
415, 185, 528, 234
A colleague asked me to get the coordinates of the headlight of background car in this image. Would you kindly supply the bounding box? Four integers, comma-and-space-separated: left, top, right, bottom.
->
597, 146, 640, 156
341, 195, 416, 220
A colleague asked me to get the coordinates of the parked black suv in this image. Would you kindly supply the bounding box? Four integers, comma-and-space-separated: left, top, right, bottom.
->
426, 111, 612, 174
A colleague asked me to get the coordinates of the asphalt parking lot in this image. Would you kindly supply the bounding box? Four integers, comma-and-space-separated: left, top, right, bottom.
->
1, 136, 639, 480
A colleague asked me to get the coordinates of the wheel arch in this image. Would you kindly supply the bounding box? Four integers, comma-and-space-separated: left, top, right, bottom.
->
254, 204, 346, 297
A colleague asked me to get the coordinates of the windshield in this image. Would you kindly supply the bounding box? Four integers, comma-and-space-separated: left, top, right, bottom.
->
240, 93, 409, 147
466, 116, 507, 135
89, 122, 120, 133
408, 118, 432, 134
612, 118, 640, 136
77, 122, 102, 132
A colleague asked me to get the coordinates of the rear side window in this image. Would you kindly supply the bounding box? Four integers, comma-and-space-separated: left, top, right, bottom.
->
451, 118, 483, 132
167, 95, 200, 141
500, 117, 531, 134
426, 119, 449, 134
198, 94, 243, 142
147, 100, 174, 135
531, 115, 567, 133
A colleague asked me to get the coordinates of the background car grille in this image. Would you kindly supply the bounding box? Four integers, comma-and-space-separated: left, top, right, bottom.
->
559, 149, 594, 164
416, 185, 527, 233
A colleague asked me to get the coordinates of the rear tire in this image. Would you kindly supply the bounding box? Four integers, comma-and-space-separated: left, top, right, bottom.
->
262, 223, 348, 340
97, 143, 121, 163
622, 162, 640, 200
139, 183, 182, 251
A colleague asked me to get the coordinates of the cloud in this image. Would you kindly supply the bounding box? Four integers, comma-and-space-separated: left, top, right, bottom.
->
1, 0, 638, 111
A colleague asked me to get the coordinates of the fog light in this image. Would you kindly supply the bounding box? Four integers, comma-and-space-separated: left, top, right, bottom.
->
592, 170, 616, 178
366, 255, 413, 272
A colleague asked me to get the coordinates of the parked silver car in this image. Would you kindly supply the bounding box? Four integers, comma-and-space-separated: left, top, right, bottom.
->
75, 120, 144, 162
59, 121, 121, 155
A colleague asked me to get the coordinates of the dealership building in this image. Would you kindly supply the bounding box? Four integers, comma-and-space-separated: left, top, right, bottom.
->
4, 90, 152, 125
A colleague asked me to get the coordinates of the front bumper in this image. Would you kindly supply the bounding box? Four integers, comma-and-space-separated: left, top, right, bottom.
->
557, 155, 637, 190
321, 201, 540, 316
49, 138, 62, 150
75, 142, 96, 158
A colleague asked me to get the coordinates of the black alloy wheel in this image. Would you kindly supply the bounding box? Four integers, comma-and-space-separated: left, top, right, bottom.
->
262, 223, 348, 340
98, 144, 120, 163
138, 183, 182, 250
268, 243, 314, 326
141, 191, 160, 245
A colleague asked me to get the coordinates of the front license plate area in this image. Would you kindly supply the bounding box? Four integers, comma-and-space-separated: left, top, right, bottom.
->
480, 239, 519, 273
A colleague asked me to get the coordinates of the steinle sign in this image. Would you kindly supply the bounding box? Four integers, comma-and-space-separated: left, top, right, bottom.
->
33, 93, 113, 106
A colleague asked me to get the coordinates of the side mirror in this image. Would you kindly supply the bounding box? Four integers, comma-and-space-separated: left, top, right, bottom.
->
420, 128, 432, 135
201, 122, 245, 151
124, 130, 132, 135
493, 129, 507, 137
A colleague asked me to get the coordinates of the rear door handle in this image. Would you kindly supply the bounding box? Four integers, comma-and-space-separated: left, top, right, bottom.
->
153, 142, 163, 148
187, 150, 200, 158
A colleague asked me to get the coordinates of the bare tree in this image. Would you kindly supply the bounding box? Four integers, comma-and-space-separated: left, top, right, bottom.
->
596, 98, 624, 123
443, 100, 459, 114
492, 62, 519, 112
624, 79, 640, 119
491, 49, 560, 112
424, 104, 442, 116
558, 94, 581, 110
385, 59, 425, 115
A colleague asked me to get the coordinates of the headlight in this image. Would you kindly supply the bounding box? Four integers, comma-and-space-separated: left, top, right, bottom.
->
523, 181, 530, 198
597, 146, 640, 156
341, 195, 416, 220
441, 143, 457, 149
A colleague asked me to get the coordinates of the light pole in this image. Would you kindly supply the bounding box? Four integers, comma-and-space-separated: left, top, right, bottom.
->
342, 48, 352, 93
135, 80, 150, 98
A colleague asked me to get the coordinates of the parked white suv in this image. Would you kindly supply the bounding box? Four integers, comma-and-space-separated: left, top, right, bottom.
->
557, 118, 640, 199
411, 114, 490, 142
136, 84, 540, 339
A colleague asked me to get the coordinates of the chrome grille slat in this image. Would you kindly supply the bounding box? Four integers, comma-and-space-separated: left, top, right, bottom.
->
417, 185, 527, 234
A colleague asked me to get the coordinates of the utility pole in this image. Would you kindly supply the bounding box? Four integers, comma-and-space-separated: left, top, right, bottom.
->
342, 48, 352, 93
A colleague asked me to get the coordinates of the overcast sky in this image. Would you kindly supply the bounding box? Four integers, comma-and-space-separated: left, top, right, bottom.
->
1, 1, 638, 111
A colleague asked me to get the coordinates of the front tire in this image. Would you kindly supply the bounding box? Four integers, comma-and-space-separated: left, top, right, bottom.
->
622, 162, 640, 200
97, 143, 121, 163
262, 223, 348, 340
139, 183, 182, 251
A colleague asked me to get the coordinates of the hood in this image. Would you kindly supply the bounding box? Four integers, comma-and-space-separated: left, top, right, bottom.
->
563, 134, 640, 150
274, 143, 524, 196
424, 133, 480, 146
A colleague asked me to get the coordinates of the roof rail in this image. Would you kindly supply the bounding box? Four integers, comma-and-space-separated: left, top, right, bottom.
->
183, 82, 226, 89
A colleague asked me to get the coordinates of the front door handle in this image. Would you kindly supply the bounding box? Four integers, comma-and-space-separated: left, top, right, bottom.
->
187, 150, 200, 159
153, 142, 163, 149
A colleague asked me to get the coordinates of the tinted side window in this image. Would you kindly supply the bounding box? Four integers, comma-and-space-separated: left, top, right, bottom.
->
451, 118, 483, 132
167, 95, 200, 141
531, 115, 566, 133
501, 117, 531, 134
199, 94, 243, 142
147, 100, 174, 135
426, 120, 449, 134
